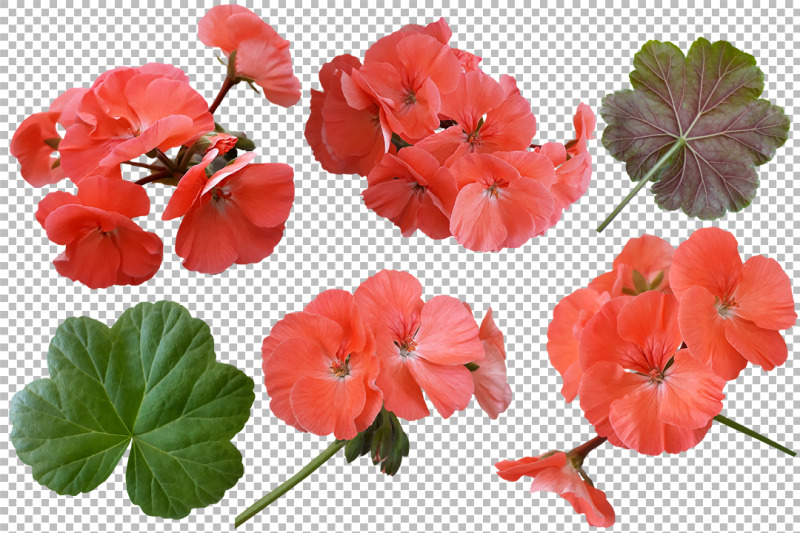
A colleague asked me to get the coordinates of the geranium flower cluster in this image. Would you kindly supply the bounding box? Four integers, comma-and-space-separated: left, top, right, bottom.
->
305, 18, 595, 252
239, 270, 510, 525
10, 5, 300, 288
497, 227, 797, 527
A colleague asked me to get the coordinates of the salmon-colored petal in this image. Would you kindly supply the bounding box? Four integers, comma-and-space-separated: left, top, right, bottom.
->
54, 229, 121, 290
175, 198, 238, 274
162, 150, 217, 220
58, 123, 123, 183
391, 76, 442, 139
734, 255, 796, 330
305, 289, 369, 356
265, 336, 337, 432
10, 111, 64, 187
494, 150, 556, 188
354, 383, 384, 431
363, 178, 422, 232
472, 340, 512, 419
396, 33, 461, 95
77, 176, 151, 218
198, 5, 282, 55
44, 204, 117, 245
659, 350, 726, 429
406, 357, 473, 419
495, 452, 567, 481
414, 192, 453, 240
203, 152, 256, 193
414, 126, 467, 166
578, 296, 641, 374
110, 217, 163, 280
678, 285, 748, 380
547, 287, 606, 403
539, 142, 567, 166
440, 71, 504, 132
291, 375, 366, 440
354, 269, 424, 341
479, 89, 537, 152
724, 317, 789, 372
611, 234, 674, 292
36, 191, 79, 228
608, 379, 712, 455
416, 295, 484, 365
616, 291, 682, 370
565, 103, 597, 157
261, 311, 344, 364
223, 163, 295, 228
50, 87, 89, 129
549, 152, 592, 214
450, 183, 507, 252
231, 221, 285, 266
578, 361, 640, 448
376, 351, 430, 421
561, 483, 616, 528
237, 38, 301, 107
670, 227, 742, 300
98, 115, 195, 168
497, 177, 554, 248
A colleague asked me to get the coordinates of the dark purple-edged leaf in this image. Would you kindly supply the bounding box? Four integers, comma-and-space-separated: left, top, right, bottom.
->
601, 38, 789, 219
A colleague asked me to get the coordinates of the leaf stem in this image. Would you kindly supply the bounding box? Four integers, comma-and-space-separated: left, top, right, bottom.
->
234, 439, 346, 528
596, 137, 685, 232
122, 160, 162, 171
134, 170, 173, 186
714, 414, 795, 456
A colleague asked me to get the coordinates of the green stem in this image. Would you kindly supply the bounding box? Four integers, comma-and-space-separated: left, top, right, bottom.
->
596, 137, 685, 232
714, 414, 795, 457
234, 440, 346, 528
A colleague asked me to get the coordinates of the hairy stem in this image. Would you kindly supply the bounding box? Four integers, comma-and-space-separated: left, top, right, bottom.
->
714, 414, 795, 456
597, 137, 685, 232
234, 440, 346, 528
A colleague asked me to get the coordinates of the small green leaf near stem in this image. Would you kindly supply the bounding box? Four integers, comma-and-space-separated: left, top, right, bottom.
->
714, 414, 796, 456
234, 440, 346, 528
597, 137, 686, 232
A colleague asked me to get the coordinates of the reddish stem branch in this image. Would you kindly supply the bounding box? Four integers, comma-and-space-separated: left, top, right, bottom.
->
568, 435, 607, 460
135, 170, 174, 186
209, 77, 236, 115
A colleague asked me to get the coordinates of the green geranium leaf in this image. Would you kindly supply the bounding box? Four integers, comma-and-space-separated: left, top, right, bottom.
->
600, 38, 789, 225
10, 301, 255, 519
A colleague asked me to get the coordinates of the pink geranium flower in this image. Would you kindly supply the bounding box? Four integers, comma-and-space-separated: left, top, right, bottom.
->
198, 4, 301, 107
496, 451, 615, 528
416, 71, 537, 165
362, 146, 457, 239
10, 88, 87, 187
163, 150, 294, 274
262, 290, 382, 440
36, 177, 162, 289
670, 227, 797, 380
59, 63, 214, 183
578, 292, 727, 455
354, 270, 484, 420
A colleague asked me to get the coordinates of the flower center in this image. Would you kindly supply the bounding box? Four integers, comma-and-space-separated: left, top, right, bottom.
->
403, 91, 417, 104
212, 187, 231, 202
715, 296, 739, 318
330, 355, 351, 379
648, 368, 664, 384
486, 183, 500, 198
398, 338, 418, 358
412, 183, 425, 194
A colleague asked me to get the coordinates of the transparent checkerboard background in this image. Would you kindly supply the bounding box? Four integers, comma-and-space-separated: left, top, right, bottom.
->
1, 1, 798, 531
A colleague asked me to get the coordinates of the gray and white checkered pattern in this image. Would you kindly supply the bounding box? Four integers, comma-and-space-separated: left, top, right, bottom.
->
1, 1, 798, 531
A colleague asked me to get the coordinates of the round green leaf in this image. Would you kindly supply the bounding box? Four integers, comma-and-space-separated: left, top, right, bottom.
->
10, 301, 255, 519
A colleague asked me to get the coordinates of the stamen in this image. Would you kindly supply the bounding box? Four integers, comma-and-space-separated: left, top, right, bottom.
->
648, 368, 664, 384
330, 356, 351, 378
398, 338, 418, 358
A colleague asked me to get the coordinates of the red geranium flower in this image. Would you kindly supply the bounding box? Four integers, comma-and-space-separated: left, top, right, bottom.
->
36, 177, 162, 289
59, 63, 214, 183
198, 4, 301, 107
262, 289, 382, 440
164, 150, 294, 274
670, 227, 797, 380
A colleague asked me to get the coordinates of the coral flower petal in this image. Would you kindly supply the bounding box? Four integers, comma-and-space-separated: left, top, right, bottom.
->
76, 177, 151, 219
724, 317, 789, 372
495, 453, 567, 481
578, 297, 639, 373
10, 111, 64, 187
415, 295, 484, 365
162, 150, 218, 221
578, 361, 640, 448
354, 270, 424, 341
440, 71, 504, 131
36, 191, 79, 228
54, 230, 121, 290
406, 357, 474, 419
174, 199, 238, 274
616, 290, 682, 369
678, 285, 748, 380
305, 289, 370, 356
291, 375, 367, 440
658, 350, 726, 429
669, 227, 742, 299
734, 255, 797, 330
236, 38, 301, 107
449, 182, 508, 252
224, 163, 295, 227
375, 354, 430, 421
